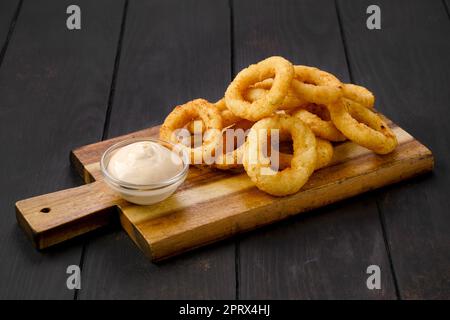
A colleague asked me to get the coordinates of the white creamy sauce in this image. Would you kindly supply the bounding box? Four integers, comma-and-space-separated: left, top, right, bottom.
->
107, 141, 183, 185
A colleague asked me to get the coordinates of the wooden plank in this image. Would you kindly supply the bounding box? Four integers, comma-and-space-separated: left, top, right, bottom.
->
15, 115, 432, 294
337, 0, 450, 299
51, 122, 428, 261
445, 0, 450, 19
0, 0, 20, 59
16, 180, 123, 249
77, 0, 236, 299
0, 0, 124, 299
232, 0, 398, 299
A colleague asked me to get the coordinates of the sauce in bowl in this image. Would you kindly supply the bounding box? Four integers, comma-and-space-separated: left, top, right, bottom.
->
101, 138, 189, 205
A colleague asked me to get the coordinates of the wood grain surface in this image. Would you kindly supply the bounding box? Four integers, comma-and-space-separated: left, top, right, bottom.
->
62, 121, 432, 264
0, 0, 20, 59
232, 0, 398, 299
445, 0, 450, 19
337, 0, 450, 299
0, 0, 125, 299
1, 0, 448, 300
77, 0, 236, 300
17, 115, 433, 291
16, 180, 122, 249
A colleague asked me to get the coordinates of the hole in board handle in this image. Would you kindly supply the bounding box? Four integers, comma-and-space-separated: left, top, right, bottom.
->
40, 207, 51, 213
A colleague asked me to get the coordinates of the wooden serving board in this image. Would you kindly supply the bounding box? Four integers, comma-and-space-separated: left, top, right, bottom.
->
16, 118, 433, 261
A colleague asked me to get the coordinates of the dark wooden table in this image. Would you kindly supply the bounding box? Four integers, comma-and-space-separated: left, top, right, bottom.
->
0, 0, 449, 300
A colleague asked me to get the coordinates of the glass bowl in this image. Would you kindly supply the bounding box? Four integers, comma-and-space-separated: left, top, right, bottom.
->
100, 137, 189, 205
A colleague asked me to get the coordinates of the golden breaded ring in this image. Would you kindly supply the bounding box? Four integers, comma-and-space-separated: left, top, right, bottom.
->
329, 98, 398, 154
292, 107, 346, 142
243, 115, 317, 196
244, 78, 307, 110
160, 99, 223, 163
215, 146, 244, 170
215, 98, 242, 127
343, 83, 375, 108
186, 98, 241, 134
225, 56, 294, 121
186, 119, 204, 134
314, 138, 334, 169
214, 119, 254, 170
291, 66, 343, 105
278, 138, 333, 171
219, 129, 332, 171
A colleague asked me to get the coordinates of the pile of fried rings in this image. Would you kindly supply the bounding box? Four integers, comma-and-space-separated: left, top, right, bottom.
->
160, 56, 398, 196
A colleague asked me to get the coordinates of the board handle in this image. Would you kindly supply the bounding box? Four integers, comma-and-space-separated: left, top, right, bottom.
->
16, 181, 122, 249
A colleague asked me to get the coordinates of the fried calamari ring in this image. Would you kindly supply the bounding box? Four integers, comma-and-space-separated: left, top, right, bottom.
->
225, 56, 294, 121
329, 98, 398, 154
291, 66, 343, 105
312, 138, 334, 169
343, 84, 374, 108
244, 78, 307, 110
214, 119, 254, 170
215, 146, 244, 170
243, 115, 317, 196
215, 98, 242, 127
186, 98, 240, 134
302, 103, 331, 120
291, 105, 346, 142
278, 138, 333, 171
160, 99, 223, 163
